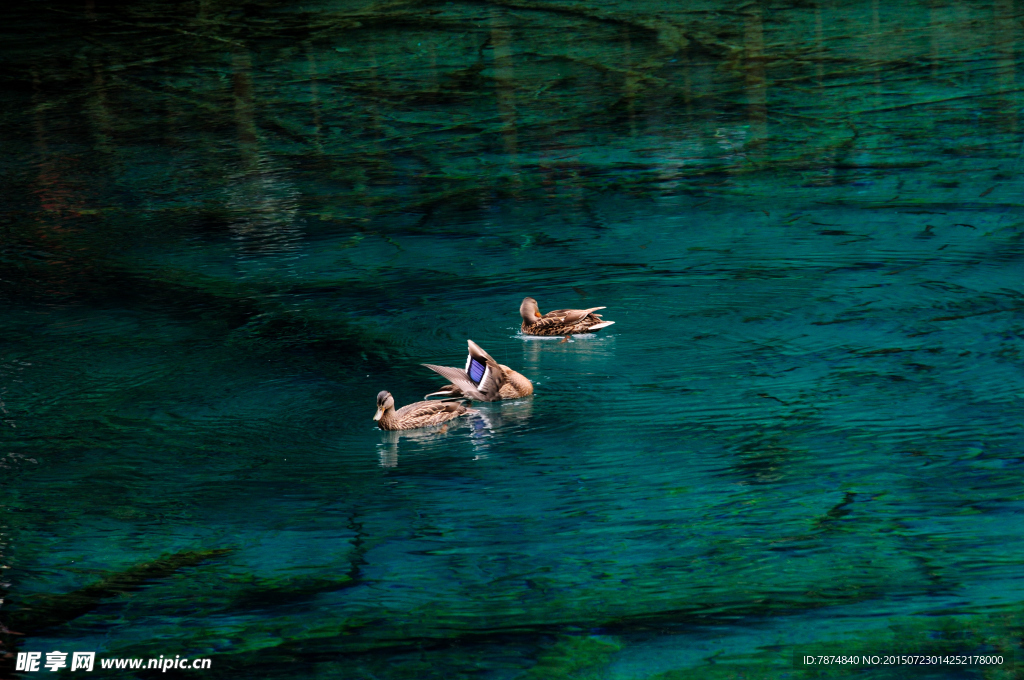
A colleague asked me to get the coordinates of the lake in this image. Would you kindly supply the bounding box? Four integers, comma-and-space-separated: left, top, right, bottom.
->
2, 0, 1024, 678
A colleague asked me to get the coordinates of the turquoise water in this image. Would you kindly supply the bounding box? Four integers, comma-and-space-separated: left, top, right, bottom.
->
3, 0, 1024, 678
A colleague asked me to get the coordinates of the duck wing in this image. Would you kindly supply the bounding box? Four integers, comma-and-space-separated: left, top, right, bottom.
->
393, 399, 468, 427
421, 339, 505, 401
422, 364, 492, 401
466, 340, 505, 381
543, 306, 606, 323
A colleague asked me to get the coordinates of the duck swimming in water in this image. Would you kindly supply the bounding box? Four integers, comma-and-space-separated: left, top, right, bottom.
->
373, 390, 473, 431
519, 297, 615, 336
422, 339, 533, 401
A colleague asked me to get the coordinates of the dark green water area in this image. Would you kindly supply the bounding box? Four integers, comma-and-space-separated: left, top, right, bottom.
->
4, 0, 1024, 677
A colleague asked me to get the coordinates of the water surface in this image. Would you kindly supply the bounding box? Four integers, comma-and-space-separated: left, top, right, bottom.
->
3, 0, 1024, 677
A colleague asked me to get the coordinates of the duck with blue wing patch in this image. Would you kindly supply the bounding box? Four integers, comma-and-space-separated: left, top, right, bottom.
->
423, 340, 534, 401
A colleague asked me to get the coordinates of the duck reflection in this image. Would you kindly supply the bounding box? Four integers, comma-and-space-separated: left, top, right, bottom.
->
376, 399, 533, 467
521, 333, 616, 367
376, 415, 473, 467
468, 398, 534, 437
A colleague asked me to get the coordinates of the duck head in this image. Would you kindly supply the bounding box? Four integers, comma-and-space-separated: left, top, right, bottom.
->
520, 297, 542, 324
374, 390, 395, 421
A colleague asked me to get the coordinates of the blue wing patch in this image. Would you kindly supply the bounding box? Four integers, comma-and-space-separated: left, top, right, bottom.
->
468, 357, 487, 384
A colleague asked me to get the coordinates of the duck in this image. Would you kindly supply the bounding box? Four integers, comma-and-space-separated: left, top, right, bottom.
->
422, 340, 533, 401
373, 390, 474, 431
519, 297, 615, 336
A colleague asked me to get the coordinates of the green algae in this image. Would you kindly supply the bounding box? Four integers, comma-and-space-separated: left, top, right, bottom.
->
81, 531, 931, 668
518, 635, 622, 680
1, 549, 233, 636
0, 549, 233, 677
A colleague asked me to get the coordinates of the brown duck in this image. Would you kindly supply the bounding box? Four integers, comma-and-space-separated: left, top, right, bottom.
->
373, 390, 473, 431
423, 340, 533, 401
519, 297, 615, 336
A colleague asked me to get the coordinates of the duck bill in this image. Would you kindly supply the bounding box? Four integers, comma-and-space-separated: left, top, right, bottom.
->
373, 407, 385, 421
